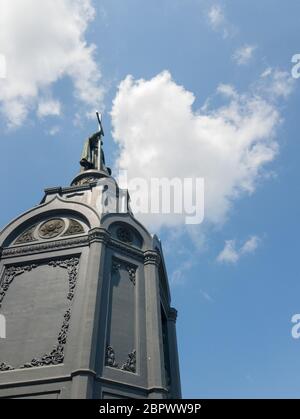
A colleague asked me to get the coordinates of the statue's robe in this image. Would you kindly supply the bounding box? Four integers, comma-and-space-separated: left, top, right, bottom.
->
80, 132, 106, 171
80, 132, 100, 170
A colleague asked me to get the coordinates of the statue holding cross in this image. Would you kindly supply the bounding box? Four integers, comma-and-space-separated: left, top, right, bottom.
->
80, 112, 106, 172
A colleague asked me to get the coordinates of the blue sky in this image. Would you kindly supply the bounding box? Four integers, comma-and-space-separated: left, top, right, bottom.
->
1, 0, 300, 398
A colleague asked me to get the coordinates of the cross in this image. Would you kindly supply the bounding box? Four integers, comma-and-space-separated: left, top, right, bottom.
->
96, 111, 104, 170
96, 111, 104, 137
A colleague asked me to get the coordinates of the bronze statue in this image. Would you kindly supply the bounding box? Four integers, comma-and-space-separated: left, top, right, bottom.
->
80, 112, 107, 172
80, 131, 103, 170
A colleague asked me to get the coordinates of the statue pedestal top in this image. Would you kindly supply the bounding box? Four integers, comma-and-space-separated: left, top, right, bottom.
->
71, 169, 110, 188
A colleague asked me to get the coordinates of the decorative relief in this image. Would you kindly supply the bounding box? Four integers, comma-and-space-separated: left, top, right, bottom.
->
11, 219, 85, 249
121, 350, 136, 373
0, 362, 14, 371
73, 176, 99, 186
106, 346, 118, 368
111, 259, 137, 286
117, 227, 133, 244
0, 257, 79, 372
105, 346, 136, 374
49, 258, 79, 301
20, 309, 71, 368
63, 219, 84, 236
0, 264, 37, 308
15, 225, 38, 245
126, 267, 136, 286
112, 261, 121, 273
38, 219, 65, 239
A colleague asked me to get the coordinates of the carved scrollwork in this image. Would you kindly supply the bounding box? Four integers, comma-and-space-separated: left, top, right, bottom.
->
48, 258, 79, 301
105, 346, 136, 374
0, 258, 79, 372
111, 259, 137, 286
15, 225, 38, 245
0, 362, 14, 371
20, 309, 71, 368
63, 219, 84, 237
121, 350, 136, 373
126, 267, 136, 286
0, 264, 37, 308
105, 345, 118, 368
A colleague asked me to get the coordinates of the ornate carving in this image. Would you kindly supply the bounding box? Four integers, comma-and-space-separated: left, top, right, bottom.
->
105, 346, 136, 374
38, 219, 65, 239
2, 237, 89, 258
21, 345, 64, 368
112, 261, 121, 273
15, 225, 37, 245
73, 176, 99, 186
0, 258, 79, 372
21, 309, 71, 368
126, 266, 136, 286
111, 259, 137, 286
0, 362, 14, 371
121, 350, 136, 373
57, 309, 71, 345
117, 227, 133, 244
49, 258, 79, 301
0, 264, 37, 308
106, 346, 118, 368
63, 219, 84, 236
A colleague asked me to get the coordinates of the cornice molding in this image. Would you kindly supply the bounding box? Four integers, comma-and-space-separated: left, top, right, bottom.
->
0, 236, 89, 259
88, 228, 110, 244
144, 250, 161, 266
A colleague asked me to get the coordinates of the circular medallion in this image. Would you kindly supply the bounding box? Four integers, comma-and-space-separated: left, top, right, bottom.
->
38, 219, 65, 239
117, 227, 133, 244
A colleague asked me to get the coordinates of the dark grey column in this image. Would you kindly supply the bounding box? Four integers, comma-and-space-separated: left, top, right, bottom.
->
167, 308, 181, 399
70, 228, 110, 399
144, 251, 167, 399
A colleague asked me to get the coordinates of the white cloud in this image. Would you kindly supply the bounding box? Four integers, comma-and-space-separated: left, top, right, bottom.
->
259, 68, 295, 99
47, 125, 60, 136
0, 0, 103, 127
171, 257, 195, 285
208, 5, 225, 29
207, 4, 235, 38
217, 235, 261, 264
37, 99, 61, 118
217, 240, 239, 263
111, 70, 293, 230
0, 54, 6, 79
233, 45, 256, 65
199, 289, 214, 302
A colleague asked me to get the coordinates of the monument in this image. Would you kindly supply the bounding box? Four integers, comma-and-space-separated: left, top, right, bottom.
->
0, 115, 181, 399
